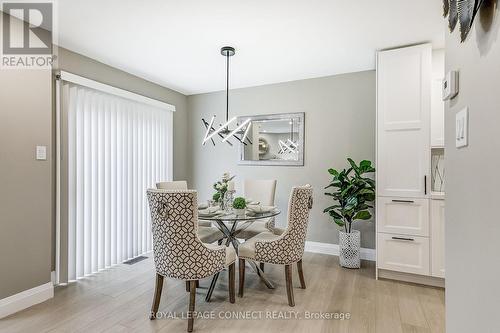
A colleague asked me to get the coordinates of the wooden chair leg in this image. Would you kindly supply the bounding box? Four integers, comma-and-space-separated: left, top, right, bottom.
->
150, 273, 164, 320
186, 280, 199, 292
187, 280, 197, 332
238, 258, 245, 297
259, 262, 265, 272
297, 259, 306, 289
285, 264, 295, 307
229, 262, 235, 303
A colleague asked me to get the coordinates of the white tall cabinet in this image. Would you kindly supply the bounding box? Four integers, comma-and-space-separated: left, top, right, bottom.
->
376, 44, 445, 286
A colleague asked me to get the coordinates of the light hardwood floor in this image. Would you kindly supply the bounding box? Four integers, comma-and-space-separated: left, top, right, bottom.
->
0, 253, 445, 333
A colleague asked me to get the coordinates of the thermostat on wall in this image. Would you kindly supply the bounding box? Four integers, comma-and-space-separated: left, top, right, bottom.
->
442, 70, 459, 101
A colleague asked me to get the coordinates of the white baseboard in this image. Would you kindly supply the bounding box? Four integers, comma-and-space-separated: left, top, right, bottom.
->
0, 282, 54, 319
305, 241, 376, 261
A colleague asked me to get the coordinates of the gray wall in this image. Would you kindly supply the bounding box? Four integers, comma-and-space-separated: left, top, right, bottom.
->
0, 13, 53, 299
187, 71, 376, 248
445, 5, 500, 333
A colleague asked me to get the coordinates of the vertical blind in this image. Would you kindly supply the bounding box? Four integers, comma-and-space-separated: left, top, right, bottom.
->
64, 82, 173, 281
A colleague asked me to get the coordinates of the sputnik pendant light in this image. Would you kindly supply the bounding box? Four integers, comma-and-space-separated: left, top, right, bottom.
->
201, 46, 252, 146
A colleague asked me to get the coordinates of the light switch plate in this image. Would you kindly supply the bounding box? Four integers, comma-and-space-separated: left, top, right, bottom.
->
455, 108, 468, 148
36, 145, 47, 160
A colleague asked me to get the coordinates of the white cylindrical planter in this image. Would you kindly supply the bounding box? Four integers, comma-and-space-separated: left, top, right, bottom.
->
234, 208, 245, 216
339, 230, 361, 268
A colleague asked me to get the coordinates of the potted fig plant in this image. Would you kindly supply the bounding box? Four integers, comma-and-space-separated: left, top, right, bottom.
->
324, 158, 375, 268
232, 197, 246, 216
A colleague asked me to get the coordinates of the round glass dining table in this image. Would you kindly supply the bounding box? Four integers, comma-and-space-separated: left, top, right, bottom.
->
200, 209, 281, 302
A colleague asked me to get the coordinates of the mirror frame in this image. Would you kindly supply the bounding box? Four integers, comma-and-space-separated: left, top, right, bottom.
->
237, 112, 305, 166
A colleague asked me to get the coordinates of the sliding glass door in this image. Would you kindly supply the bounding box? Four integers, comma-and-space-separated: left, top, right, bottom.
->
60, 81, 173, 282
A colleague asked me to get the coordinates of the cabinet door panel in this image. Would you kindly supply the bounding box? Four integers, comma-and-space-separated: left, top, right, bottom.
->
377, 233, 430, 275
431, 199, 445, 278
377, 197, 429, 236
377, 44, 431, 198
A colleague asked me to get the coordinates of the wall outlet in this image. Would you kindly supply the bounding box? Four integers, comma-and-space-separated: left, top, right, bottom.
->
36, 145, 47, 160
455, 108, 468, 148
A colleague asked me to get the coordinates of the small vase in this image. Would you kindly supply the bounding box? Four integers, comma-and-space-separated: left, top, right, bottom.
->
219, 193, 226, 210
233, 208, 245, 216
339, 230, 361, 269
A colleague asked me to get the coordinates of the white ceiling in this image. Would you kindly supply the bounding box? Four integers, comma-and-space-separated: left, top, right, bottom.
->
57, 0, 444, 95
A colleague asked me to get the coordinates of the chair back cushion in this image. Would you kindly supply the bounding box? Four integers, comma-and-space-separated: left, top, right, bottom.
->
255, 185, 313, 264
147, 189, 225, 280
244, 179, 277, 206
156, 180, 188, 190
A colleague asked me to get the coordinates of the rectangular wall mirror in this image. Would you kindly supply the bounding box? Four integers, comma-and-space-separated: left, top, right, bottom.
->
238, 112, 304, 166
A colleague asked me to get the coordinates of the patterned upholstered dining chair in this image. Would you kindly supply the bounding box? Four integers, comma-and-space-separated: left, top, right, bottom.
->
147, 189, 236, 332
155, 181, 218, 230
237, 185, 313, 307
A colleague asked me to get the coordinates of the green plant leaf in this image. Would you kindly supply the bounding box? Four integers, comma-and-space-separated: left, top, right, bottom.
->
353, 210, 372, 220
328, 210, 343, 219
328, 168, 339, 176
347, 158, 360, 175
333, 218, 345, 227
323, 205, 341, 213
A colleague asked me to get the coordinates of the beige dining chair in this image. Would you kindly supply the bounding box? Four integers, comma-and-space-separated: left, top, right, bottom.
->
147, 189, 236, 332
155, 180, 219, 232
235, 179, 277, 239
237, 185, 313, 307
156, 180, 188, 190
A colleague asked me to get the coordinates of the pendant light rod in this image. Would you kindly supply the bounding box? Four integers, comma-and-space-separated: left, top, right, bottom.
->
220, 46, 235, 125
226, 52, 229, 124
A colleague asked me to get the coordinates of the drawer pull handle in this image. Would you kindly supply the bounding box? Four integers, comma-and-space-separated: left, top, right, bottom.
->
392, 236, 415, 241
391, 199, 414, 203
424, 175, 427, 195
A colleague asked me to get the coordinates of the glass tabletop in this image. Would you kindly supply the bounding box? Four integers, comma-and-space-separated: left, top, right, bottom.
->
199, 209, 280, 221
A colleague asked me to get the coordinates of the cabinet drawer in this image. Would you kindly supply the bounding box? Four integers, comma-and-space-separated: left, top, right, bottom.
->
377, 233, 430, 275
377, 197, 429, 236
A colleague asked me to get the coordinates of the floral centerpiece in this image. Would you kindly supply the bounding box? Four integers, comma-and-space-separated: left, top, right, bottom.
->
213, 172, 235, 210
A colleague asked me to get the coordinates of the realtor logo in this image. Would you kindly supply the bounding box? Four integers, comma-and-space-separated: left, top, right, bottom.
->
1, 1, 56, 68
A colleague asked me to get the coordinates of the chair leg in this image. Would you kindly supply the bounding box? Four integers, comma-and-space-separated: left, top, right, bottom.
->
238, 258, 245, 297
297, 259, 306, 289
150, 273, 164, 320
187, 280, 197, 332
285, 265, 295, 307
229, 262, 235, 303
259, 262, 265, 272
186, 280, 200, 292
